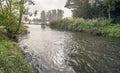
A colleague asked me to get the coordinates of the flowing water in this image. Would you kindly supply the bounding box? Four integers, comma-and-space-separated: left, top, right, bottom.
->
19, 25, 120, 73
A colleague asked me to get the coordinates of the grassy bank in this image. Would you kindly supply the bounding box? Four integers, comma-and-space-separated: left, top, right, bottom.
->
49, 18, 120, 38
0, 25, 34, 73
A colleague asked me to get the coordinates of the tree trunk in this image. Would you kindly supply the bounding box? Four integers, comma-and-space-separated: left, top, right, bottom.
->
15, 12, 23, 34
108, 11, 111, 20
108, 5, 111, 20
15, 0, 24, 34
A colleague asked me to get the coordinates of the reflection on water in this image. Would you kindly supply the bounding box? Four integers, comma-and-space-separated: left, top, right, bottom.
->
41, 25, 46, 30
19, 25, 120, 73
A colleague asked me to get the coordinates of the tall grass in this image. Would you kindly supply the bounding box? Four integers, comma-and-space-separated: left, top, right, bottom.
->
49, 18, 120, 38
0, 40, 34, 73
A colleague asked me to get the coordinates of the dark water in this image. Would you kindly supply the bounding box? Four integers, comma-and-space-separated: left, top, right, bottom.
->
19, 25, 120, 73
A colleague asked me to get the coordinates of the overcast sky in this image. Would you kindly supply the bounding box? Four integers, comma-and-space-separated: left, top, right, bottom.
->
29, 0, 72, 19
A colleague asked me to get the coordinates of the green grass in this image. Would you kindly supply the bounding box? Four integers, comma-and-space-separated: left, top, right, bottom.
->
101, 25, 120, 38
0, 40, 34, 73
0, 25, 35, 73
49, 18, 120, 38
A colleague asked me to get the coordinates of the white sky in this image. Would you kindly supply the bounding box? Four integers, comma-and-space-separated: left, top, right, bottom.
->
29, 0, 72, 19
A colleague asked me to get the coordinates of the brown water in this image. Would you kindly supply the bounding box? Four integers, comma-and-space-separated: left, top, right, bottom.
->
19, 25, 120, 73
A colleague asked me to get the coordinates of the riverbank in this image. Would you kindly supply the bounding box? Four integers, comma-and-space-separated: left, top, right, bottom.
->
49, 18, 120, 38
0, 25, 35, 73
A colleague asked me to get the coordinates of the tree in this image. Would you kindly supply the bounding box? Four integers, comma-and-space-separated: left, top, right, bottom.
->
57, 9, 64, 19
103, 0, 116, 19
46, 9, 64, 22
34, 10, 37, 16
40, 10, 47, 24
0, 0, 34, 38
65, 0, 120, 19
65, 0, 106, 18
0, 0, 18, 37
15, 0, 34, 33
111, 0, 120, 18
40, 9, 64, 23
47, 11, 53, 22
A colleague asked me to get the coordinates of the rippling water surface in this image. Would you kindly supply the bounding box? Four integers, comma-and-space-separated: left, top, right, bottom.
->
19, 25, 120, 73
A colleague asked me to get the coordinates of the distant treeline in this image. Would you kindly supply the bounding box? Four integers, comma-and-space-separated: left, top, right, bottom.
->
40, 9, 64, 24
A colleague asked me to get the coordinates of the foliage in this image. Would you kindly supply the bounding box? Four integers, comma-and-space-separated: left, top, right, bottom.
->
65, 0, 120, 19
102, 24, 120, 37
49, 18, 120, 38
0, 1, 34, 72
0, 33, 8, 41
0, 13, 18, 33
0, 0, 34, 38
18, 23, 27, 34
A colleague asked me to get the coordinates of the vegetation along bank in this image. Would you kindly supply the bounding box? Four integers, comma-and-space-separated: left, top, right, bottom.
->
49, 18, 120, 38
0, 0, 35, 73
0, 25, 34, 73
49, 0, 120, 38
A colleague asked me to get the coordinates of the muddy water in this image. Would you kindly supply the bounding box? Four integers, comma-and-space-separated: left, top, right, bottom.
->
19, 25, 120, 73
